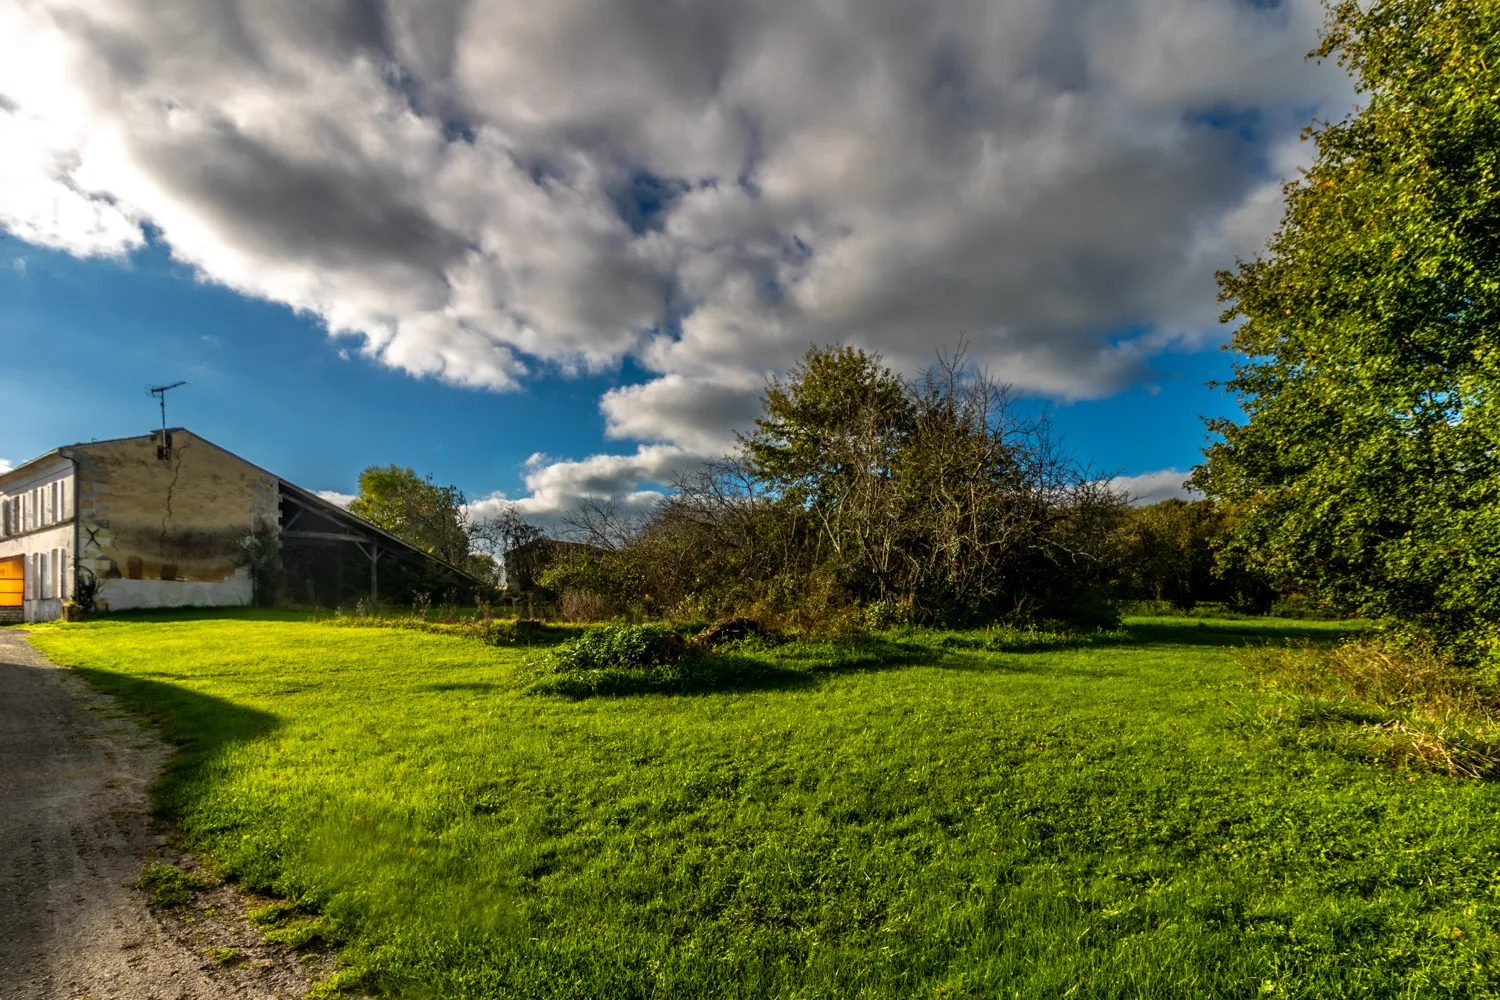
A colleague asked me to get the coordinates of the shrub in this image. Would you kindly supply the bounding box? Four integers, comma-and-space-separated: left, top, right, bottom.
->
559, 589, 620, 622
551, 623, 687, 671
692, 617, 773, 649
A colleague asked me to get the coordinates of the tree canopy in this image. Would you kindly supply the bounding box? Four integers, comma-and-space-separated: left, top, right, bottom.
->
1194, 0, 1500, 657
347, 464, 471, 568
544, 344, 1125, 627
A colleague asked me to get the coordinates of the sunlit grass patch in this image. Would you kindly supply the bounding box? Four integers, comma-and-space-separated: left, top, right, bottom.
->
30, 613, 1500, 999
137, 863, 212, 908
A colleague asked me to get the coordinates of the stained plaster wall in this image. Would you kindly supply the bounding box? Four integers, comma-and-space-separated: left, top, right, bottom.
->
67, 430, 278, 612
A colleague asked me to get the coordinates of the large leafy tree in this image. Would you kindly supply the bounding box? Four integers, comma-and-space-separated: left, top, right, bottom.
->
1194, 0, 1500, 656
347, 464, 472, 568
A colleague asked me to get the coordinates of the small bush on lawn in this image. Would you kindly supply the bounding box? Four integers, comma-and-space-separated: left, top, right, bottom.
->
551, 622, 687, 671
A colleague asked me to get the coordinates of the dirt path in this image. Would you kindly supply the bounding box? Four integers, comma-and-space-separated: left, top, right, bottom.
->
0, 631, 326, 1000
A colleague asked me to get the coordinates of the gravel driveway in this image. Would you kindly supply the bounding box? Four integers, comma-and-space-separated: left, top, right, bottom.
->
0, 630, 325, 999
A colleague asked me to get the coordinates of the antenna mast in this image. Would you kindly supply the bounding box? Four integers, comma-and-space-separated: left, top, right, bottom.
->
147, 381, 187, 436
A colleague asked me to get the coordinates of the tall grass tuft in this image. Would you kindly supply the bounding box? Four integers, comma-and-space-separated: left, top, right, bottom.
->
1240, 638, 1500, 779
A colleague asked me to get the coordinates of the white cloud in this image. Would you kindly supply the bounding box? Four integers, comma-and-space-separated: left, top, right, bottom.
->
315, 490, 356, 508
0, 459, 11, 475
600, 374, 764, 454
1112, 468, 1201, 506
465, 446, 683, 534
0, 0, 1350, 514
508, 444, 693, 520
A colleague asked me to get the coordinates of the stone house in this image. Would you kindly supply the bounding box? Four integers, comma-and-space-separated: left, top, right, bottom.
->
0, 428, 481, 623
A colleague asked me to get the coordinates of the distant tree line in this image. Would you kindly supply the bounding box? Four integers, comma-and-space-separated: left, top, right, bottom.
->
535, 344, 1189, 629
335, 348, 1296, 627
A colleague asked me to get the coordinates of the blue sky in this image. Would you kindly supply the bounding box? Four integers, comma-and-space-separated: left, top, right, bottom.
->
0, 0, 1347, 516
0, 236, 1238, 501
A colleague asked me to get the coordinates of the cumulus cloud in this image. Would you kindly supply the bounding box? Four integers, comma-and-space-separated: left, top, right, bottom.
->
0, 459, 12, 475
1112, 468, 1201, 505
316, 490, 356, 509
0, 0, 1348, 513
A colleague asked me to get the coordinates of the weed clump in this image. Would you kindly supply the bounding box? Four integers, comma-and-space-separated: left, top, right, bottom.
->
249, 900, 335, 951
552, 622, 687, 671
1241, 638, 1500, 779
928, 622, 1128, 653
137, 863, 211, 908
692, 617, 773, 649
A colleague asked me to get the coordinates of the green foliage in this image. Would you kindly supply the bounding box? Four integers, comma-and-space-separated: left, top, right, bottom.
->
566, 344, 1126, 629
549, 622, 686, 671
743, 343, 913, 510
347, 464, 471, 568
45, 614, 1500, 998
1112, 500, 1220, 610
239, 515, 283, 607
137, 863, 210, 908
1110, 500, 1277, 613
1240, 637, 1500, 779
1196, 0, 1500, 661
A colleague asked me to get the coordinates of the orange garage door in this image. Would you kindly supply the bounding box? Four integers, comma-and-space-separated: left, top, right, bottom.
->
0, 557, 22, 607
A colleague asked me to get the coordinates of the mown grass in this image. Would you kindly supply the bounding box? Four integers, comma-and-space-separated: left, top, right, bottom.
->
27, 612, 1500, 998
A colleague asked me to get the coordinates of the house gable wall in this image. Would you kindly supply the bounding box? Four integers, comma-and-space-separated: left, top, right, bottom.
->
66, 430, 278, 612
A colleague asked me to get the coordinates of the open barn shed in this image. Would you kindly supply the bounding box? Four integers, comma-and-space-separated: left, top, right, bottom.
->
0, 428, 481, 623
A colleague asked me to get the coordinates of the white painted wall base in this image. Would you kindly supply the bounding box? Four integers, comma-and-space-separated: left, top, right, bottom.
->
96, 566, 254, 612
24, 597, 62, 623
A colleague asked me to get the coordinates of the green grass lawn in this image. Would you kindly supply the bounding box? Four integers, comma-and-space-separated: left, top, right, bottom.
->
27, 613, 1500, 999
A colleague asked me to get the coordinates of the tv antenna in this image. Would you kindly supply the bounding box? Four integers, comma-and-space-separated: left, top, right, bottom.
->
147, 381, 187, 435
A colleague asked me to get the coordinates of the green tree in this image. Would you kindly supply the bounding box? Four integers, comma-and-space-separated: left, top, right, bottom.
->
347, 464, 471, 568
1114, 500, 1222, 611
743, 344, 914, 509
1194, 0, 1500, 657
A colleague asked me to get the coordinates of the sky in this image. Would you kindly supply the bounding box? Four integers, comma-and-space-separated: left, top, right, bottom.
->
0, 0, 1353, 518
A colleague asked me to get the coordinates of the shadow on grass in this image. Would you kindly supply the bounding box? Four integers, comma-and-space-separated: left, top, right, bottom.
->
71, 666, 280, 820
417, 681, 502, 694
68, 607, 324, 626
528, 653, 822, 699
529, 620, 1370, 700
1120, 620, 1361, 649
